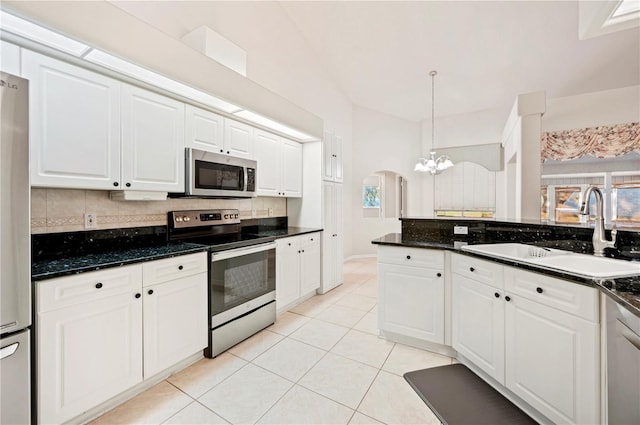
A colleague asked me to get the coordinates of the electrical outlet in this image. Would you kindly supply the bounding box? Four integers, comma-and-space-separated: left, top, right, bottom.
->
268, 207, 274, 217
84, 213, 97, 229
453, 225, 468, 235
251, 209, 257, 218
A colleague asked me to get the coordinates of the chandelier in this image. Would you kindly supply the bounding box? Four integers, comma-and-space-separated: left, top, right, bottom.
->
415, 70, 454, 174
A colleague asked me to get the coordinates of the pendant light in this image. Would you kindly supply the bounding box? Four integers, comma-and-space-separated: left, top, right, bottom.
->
415, 71, 454, 174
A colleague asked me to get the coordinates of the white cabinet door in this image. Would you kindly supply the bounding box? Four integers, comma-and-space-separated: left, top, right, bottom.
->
321, 181, 344, 293
334, 135, 343, 183
224, 118, 254, 159
378, 263, 444, 343
300, 235, 321, 295
452, 274, 505, 384
281, 139, 302, 198
276, 237, 301, 311
121, 84, 185, 192
23, 50, 121, 190
505, 295, 599, 425
255, 129, 282, 196
323, 131, 334, 181
142, 273, 208, 377
185, 104, 224, 153
38, 289, 142, 424
0, 41, 20, 75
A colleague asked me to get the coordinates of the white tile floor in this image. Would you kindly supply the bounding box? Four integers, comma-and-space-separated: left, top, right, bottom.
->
90, 257, 447, 425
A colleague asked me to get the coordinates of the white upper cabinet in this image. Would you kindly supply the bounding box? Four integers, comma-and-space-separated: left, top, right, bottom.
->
224, 118, 254, 159
185, 104, 224, 153
23, 50, 185, 192
254, 129, 302, 198
23, 50, 122, 190
121, 84, 185, 192
0, 40, 21, 75
254, 129, 282, 196
322, 131, 343, 182
281, 139, 302, 197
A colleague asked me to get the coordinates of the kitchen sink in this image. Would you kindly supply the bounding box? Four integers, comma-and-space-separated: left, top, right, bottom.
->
461, 243, 640, 278
461, 243, 570, 261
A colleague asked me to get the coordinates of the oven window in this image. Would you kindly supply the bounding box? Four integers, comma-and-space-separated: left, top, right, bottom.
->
195, 160, 244, 191
210, 249, 275, 315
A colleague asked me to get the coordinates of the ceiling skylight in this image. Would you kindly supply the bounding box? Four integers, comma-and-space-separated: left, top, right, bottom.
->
611, 0, 640, 18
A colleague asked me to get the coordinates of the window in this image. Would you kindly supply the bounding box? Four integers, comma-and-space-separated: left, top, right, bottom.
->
613, 182, 640, 224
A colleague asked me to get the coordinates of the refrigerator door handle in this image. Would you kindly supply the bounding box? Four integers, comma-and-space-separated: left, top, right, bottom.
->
0, 342, 19, 360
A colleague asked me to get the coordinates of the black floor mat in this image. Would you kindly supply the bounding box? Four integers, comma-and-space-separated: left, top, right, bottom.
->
404, 364, 538, 425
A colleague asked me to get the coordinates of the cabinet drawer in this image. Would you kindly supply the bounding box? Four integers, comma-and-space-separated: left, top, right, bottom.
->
142, 252, 207, 287
37, 265, 141, 313
300, 233, 321, 248
504, 267, 598, 322
378, 246, 444, 269
452, 253, 504, 289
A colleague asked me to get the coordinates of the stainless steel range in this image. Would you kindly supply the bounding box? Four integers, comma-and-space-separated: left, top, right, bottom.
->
168, 209, 276, 358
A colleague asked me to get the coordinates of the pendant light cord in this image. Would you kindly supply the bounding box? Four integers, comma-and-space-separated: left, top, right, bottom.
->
430, 70, 437, 152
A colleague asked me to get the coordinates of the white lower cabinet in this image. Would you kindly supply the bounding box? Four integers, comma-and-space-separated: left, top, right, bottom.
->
321, 181, 344, 293
452, 274, 505, 383
36, 252, 208, 424
377, 246, 445, 344
276, 233, 321, 311
450, 253, 599, 425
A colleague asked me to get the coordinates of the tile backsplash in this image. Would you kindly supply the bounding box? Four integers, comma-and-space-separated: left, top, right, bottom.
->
31, 188, 287, 234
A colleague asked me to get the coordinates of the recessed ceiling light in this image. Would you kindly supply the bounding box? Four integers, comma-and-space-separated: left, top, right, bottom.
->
611, 0, 640, 18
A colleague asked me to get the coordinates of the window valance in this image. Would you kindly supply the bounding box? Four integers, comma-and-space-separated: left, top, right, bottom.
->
541, 122, 640, 161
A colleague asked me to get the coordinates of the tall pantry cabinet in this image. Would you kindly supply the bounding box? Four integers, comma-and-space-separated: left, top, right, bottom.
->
285, 131, 344, 294
320, 131, 344, 294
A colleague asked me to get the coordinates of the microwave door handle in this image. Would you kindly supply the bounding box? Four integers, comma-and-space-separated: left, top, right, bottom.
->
243, 167, 247, 191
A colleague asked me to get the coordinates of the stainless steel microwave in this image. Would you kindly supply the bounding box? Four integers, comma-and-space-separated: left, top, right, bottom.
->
183, 148, 257, 198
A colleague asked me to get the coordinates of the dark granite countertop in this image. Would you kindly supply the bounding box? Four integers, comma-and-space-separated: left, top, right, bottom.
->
32, 242, 209, 280
32, 225, 323, 280
372, 232, 640, 318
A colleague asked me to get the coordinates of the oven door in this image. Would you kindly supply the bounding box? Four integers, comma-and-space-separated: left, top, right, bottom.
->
210, 242, 276, 328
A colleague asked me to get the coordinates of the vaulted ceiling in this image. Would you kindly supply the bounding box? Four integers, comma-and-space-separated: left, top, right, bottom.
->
111, 1, 639, 122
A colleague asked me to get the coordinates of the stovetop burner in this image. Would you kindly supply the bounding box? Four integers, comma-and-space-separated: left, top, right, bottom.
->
167, 209, 275, 251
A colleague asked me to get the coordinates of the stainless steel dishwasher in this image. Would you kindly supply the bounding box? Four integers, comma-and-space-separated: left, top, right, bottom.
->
606, 296, 640, 424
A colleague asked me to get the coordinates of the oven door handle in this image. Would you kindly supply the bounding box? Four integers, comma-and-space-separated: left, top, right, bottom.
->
211, 241, 277, 262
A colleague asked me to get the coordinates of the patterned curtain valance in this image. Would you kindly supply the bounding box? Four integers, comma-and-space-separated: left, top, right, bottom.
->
541, 122, 640, 161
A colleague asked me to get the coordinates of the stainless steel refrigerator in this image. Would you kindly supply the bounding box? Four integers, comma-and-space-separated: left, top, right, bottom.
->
0, 71, 31, 424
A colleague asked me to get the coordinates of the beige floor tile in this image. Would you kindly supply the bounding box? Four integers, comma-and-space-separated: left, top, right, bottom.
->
253, 338, 326, 382
335, 293, 378, 312
90, 381, 192, 425
256, 385, 353, 425
167, 353, 248, 398
358, 370, 440, 425
331, 330, 394, 368
342, 272, 373, 285
289, 297, 331, 318
163, 401, 229, 424
289, 319, 350, 350
268, 311, 311, 336
198, 363, 292, 425
369, 304, 378, 314
382, 344, 452, 376
353, 312, 379, 335
298, 352, 378, 409
227, 329, 284, 361
349, 411, 384, 425
315, 304, 368, 328
352, 281, 378, 298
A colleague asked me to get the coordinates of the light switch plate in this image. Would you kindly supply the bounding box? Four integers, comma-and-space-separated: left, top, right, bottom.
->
453, 225, 468, 235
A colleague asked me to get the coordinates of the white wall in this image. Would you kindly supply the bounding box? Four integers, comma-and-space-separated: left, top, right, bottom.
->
543, 85, 640, 132
351, 106, 423, 256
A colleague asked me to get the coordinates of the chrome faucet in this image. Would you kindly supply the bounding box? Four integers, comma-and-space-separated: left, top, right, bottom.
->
580, 186, 616, 256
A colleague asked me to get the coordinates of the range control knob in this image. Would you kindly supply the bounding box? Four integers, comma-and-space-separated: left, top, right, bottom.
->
183, 216, 191, 222
175, 216, 183, 222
